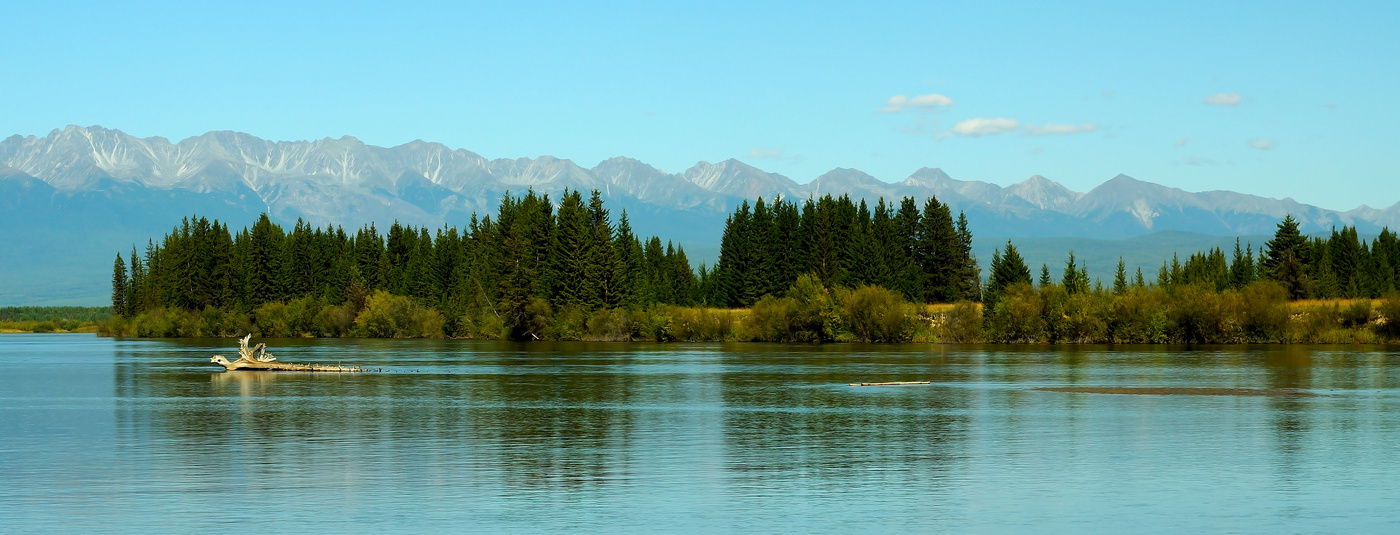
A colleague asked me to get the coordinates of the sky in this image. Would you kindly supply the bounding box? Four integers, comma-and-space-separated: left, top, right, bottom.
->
2, 1, 1397, 211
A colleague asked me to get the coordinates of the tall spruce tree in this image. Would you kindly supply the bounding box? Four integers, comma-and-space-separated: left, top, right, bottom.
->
586, 190, 619, 308
954, 211, 981, 301
1263, 214, 1310, 280
916, 196, 958, 303
613, 211, 645, 307
985, 241, 1032, 307
1062, 252, 1088, 294
112, 254, 128, 316
246, 214, 283, 306
1113, 257, 1128, 296
892, 197, 923, 301
714, 201, 752, 307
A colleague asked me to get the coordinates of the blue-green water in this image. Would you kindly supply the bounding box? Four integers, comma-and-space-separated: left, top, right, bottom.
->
2, 334, 1399, 533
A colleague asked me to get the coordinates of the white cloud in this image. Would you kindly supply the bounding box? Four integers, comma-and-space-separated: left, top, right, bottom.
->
746, 147, 783, 159
880, 93, 954, 113
1204, 92, 1242, 106
1174, 138, 1189, 148
1025, 122, 1099, 136
951, 117, 1021, 137
1247, 139, 1276, 150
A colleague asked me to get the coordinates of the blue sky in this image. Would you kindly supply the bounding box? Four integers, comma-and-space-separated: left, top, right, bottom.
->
3, 1, 1397, 210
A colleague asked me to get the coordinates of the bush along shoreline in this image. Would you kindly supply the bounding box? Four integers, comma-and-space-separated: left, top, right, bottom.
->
101, 190, 1400, 343
99, 275, 1400, 344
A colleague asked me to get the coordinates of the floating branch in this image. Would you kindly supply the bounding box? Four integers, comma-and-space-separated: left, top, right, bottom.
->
211, 336, 362, 372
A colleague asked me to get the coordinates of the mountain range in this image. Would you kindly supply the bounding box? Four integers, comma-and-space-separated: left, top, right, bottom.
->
3, 125, 1398, 305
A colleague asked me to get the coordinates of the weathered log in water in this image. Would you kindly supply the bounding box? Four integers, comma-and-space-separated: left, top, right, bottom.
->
210, 335, 362, 372
1035, 386, 1313, 397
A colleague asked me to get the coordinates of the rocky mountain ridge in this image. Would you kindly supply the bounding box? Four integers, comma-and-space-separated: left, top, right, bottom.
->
3, 125, 1397, 305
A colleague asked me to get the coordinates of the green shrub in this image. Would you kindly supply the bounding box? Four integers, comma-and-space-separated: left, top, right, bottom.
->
985, 283, 1045, 342
641, 305, 677, 341
739, 274, 835, 342
459, 306, 508, 340
352, 291, 445, 338
843, 285, 917, 342
1339, 300, 1375, 328
1239, 282, 1290, 342
314, 303, 357, 337
1060, 292, 1109, 343
788, 274, 836, 342
661, 306, 735, 341
583, 308, 633, 341
1106, 287, 1170, 343
743, 295, 796, 342
937, 301, 983, 343
1293, 305, 1340, 343
1169, 284, 1229, 343
1377, 295, 1400, 340
545, 304, 589, 340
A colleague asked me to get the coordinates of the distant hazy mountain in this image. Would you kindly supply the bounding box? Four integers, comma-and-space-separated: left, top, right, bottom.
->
2, 125, 1396, 305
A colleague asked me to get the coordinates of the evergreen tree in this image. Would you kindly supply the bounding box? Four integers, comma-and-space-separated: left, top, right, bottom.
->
1330, 226, 1362, 297
587, 190, 620, 308
1274, 250, 1311, 299
612, 211, 645, 307
916, 196, 957, 302
355, 223, 384, 289
954, 211, 981, 301
714, 201, 752, 307
210, 221, 237, 308
1039, 264, 1052, 288
892, 197, 923, 300
128, 246, 144, 313
1113, 257, 1128, 296
984, 240, 1032, 307
496, 190, 553, 339
869, 199, 897, 290
1229, 238, 1256, 289
771, 197, 803, 294
802, 195, 856, 290
112, 254, 128, 316
749, 198, 777, 296
670, 243, 697, 305
1062, 252, 1089, 294
1263, 214, 1310, 279
246, 214, 283, 306
849, 200, 879, 287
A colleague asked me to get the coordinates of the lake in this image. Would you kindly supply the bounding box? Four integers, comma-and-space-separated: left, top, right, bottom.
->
2, 334, 1398, 533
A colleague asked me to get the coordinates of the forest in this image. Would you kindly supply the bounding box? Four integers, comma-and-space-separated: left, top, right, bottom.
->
105, 190, 1400, 343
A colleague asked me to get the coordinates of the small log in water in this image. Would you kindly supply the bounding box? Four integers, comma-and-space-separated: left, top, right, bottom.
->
848, 381, 931, 387
210, 336, 363, 372
1035, 386, 1311, 397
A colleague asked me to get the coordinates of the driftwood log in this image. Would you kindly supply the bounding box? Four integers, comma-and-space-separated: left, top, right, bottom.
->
210, 335, 362, 372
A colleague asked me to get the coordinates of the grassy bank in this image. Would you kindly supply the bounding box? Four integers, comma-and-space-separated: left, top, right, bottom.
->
95, 278, 1400, 344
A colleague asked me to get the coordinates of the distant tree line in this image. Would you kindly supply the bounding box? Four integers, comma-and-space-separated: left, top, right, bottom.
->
0, 306, 111, 323
981, 213, 1400, 308
110, 189, 697, 339
710, 195, 981, 307
110, 184, 1400, 343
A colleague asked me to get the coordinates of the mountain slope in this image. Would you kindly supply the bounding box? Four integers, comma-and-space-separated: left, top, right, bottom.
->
2, 125, 1397, 305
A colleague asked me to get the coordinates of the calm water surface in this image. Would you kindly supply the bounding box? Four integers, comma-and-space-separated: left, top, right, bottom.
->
2, 334, 1398, 533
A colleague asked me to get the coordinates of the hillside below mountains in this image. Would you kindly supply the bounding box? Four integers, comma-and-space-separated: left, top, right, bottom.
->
3, 125, 1397, 305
